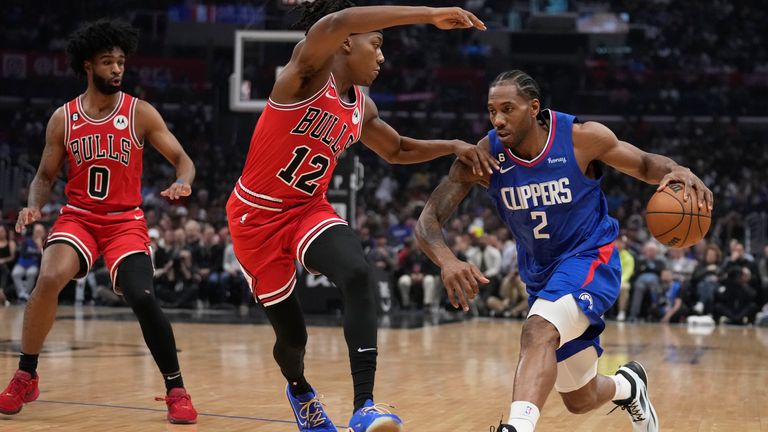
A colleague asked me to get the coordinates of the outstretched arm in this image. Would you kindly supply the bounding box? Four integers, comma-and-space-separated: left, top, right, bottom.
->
416, 141, 491, 311
574, 121, 714, 210
273, 6, 485, 103
136, 100, 195, 200
16, 108, 66, 233
361, 98, 498, 174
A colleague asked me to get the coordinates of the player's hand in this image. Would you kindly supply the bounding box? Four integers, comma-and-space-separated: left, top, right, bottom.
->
428, 7, 486, 31
15, 207, 41, 234
160, 180, 192, 200
454, 140, 499, 176
657, 167, 714, 211
440, 259, 488, 312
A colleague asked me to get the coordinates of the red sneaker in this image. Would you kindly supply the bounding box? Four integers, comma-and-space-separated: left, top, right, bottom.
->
0, 370, 40, 415
155, 388, 197, 424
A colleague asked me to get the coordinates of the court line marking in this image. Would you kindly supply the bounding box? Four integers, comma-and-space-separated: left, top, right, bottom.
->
35, 399, 349, 427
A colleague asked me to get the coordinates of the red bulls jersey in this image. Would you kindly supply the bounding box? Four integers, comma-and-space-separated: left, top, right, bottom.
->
234, 74, 365, 210
62, 92, 143, 213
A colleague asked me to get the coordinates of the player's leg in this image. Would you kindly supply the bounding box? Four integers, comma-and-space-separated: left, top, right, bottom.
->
304, 226, 377, 406
302, 224, 402, 431
555, 346, 659, 432
498, 243, 621, 432
247, 262, 337, 431
227, 195, 336, 431
114, 253, 196, 424
99, 209, 197, 424
259, 290, 340, 431
557, 348, 618, 414
0, 243, 83, 415
553, 248, 658, 432
262, 292, 308, 391
497, 307, 564, 432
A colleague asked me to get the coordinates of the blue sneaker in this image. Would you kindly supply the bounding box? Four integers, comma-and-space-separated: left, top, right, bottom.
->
347, 400, 403, 432
285, 384, 337, 431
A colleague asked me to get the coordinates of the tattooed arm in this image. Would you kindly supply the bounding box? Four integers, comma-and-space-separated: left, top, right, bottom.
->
415, 137, 492, 311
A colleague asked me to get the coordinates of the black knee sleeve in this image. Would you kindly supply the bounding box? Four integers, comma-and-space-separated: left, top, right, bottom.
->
117, 253, 156, 307
264, 294, 308, 383
117, 254, 181, 380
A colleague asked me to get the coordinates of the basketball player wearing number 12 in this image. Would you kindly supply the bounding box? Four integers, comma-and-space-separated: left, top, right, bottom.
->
416, 71, 714, 432
0, 20, 198, 424
226, 2, 495, 431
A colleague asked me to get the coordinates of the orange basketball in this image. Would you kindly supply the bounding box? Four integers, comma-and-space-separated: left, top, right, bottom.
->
645, 183, 712, 248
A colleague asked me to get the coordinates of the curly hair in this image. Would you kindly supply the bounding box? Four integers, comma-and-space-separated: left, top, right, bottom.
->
290, 0, 356, 34
66, 19, 139, 76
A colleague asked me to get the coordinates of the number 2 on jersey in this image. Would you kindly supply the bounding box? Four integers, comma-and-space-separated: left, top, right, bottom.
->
531, 211, 550, 239
277, 146, 330, 195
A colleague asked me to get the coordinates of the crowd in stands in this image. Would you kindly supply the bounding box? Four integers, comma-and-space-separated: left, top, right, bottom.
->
0, 1, 766, 325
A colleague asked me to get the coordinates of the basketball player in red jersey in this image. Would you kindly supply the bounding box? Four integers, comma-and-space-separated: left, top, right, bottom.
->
0, 20, 198, 424
225, 2, 493, 431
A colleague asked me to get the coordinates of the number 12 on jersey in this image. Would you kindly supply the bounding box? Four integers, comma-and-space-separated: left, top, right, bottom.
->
531, 211, 550, 239
277, 146, 330, 195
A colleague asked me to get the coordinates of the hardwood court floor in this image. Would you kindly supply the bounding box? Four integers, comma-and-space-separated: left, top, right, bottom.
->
1, 305, 767, 431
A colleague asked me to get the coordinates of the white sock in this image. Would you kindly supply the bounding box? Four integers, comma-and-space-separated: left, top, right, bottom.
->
507, 401, 540, 432
611, 374, 632, 401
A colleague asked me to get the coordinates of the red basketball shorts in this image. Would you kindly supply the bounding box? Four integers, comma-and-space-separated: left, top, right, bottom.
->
226, 190, 347, 306
46, 204, 151, 286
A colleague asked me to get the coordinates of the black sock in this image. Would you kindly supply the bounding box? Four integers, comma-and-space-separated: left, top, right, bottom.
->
351, 351, 377, 412
19, 352, 39, 378
162, 371, 184, 392
289, 377, 312, 396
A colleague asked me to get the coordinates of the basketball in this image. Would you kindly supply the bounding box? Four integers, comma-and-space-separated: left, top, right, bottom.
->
645, 183, 712, 248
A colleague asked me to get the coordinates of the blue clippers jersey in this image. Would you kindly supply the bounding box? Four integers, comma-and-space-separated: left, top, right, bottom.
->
487, 110, 619, 290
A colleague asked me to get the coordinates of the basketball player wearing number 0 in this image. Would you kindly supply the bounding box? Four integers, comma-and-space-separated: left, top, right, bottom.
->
0, 20, 198, 424
416, 70, 713, 432
225, 2, 494, 431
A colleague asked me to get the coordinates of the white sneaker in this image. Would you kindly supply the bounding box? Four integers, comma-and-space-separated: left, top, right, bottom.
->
617, 311, 626, 322
612, 361, 658, 432
693, 302, 705, 315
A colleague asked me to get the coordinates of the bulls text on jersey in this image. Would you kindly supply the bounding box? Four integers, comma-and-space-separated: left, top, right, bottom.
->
290, 107, 357, 160
69, 134, 131, 167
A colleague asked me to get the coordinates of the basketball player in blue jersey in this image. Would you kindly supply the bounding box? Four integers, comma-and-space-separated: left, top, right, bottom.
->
416, 70, 713, 432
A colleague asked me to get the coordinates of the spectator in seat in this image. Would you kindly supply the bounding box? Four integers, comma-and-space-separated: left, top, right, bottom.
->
0, 225, 17, 306
713, 266, 759, 325
628, 240, 667, 321
11, 224, 45, 301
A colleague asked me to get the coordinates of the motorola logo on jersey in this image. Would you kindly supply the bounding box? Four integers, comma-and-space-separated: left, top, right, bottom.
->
290, 106, 357, 159
69, 134, 131, 166
500, 177, 572, 211
113, 115, 128, 130
352, 107, 361, 125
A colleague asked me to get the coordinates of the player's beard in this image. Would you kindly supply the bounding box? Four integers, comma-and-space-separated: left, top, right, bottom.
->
93, 74, 121, 95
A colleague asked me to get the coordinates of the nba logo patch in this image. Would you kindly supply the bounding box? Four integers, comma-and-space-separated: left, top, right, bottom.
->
524, 406, 532, 415
579, 292, 594, 310
113, 115, 128, 130
352, 107, 361, 125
